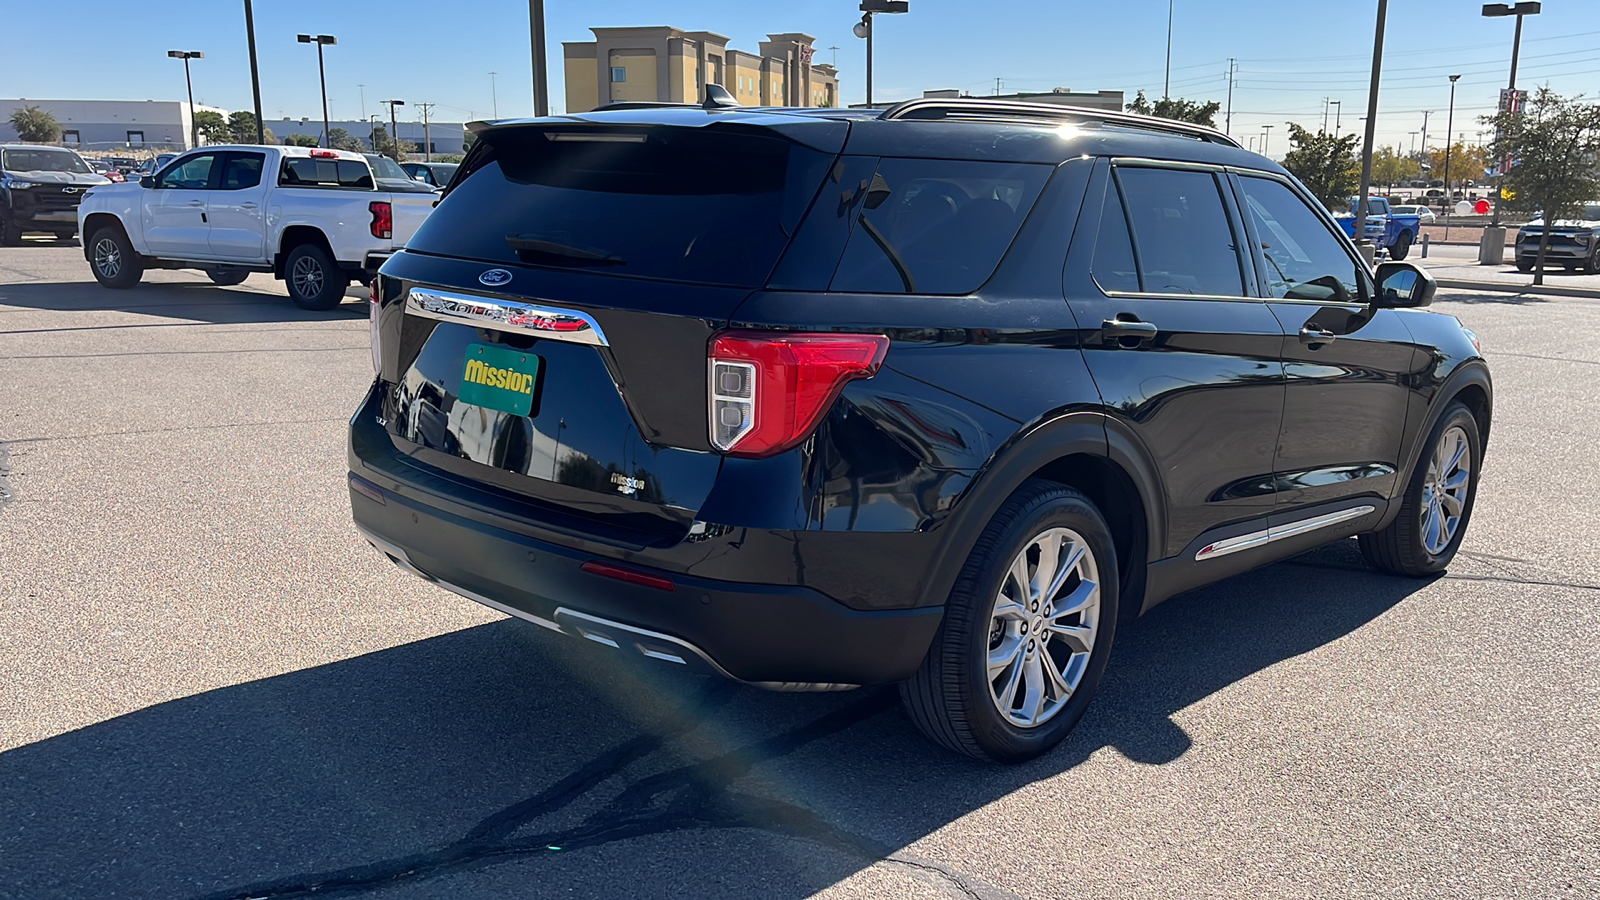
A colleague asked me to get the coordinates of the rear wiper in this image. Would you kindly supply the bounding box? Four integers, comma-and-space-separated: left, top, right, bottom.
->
504, 234, 626, 267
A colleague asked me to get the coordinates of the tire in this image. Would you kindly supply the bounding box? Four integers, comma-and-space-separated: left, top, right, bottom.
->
900, 479, 1120, 763
1359, 402, 1482, 577
283, 243, 349, 311
1515, 257, 1534, 273
208, 268, 250, 286
87, 226, 144, 289
1389, 231, 1412, 261
1587, 248, 1600, 275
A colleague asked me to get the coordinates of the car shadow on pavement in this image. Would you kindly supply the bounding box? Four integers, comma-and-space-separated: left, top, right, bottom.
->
0, 540, 1433, 900
0, 279, 367, 328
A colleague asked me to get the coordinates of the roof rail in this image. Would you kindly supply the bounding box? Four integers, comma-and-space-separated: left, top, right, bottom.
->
877, 98, 1243, 149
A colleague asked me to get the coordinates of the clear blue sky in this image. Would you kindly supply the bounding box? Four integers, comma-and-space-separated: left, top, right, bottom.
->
4, 0, 1597, 157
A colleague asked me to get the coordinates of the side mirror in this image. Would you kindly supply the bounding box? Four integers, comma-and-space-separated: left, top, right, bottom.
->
139, 175, 156, 188
1374, 261, 1436, 308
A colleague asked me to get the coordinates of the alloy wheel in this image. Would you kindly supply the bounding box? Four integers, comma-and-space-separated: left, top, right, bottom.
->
93, 238, 121, 279
291, 256, 324, 299
1420, 424, 1472, 555
986, 527, 1101, 728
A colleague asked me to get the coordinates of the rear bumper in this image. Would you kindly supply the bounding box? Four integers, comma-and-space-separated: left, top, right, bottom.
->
347, 390, 942, 687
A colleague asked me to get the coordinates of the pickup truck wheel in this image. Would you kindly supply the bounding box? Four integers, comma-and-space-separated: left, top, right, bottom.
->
88, 227, 143, 289
900, 479, 1119, 763
1359, 402, 1481, 577
208, 268, 250, 286
1389, 231, 1412, 261
284, 244, 349, 311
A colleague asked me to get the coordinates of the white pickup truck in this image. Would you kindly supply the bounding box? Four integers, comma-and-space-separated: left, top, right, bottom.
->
77, 145, 434, 310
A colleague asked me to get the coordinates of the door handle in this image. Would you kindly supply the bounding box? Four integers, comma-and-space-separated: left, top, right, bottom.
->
1102, 316, 1159, 348
240, 202, 258, 209
1299, 326, 1337, 346
187, 200, 204, 207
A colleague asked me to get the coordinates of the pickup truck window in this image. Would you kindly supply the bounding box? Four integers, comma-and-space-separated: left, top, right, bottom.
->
220, 152, 265, 190
279, 157, 374, 189
156, 153, 218, 190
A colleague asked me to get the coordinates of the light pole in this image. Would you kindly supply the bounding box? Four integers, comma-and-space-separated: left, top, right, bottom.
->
368, 114, 380, 150
1482, 1, 1540, 234
382, 100, 405, 160
166, 51, 204, 149
854, 0, 909, 108
1261, 124, 1273, 155
489, 71, 499, 119
1353, 0, 1388, 264
1164, 0, 1174, 99
1443, 74, 1461, 238
1330, 99, 1342, 136
529, 1, 549, 116
297, 34, 337, 148
243, 0, 264, 143
1409, 131, 1418, 155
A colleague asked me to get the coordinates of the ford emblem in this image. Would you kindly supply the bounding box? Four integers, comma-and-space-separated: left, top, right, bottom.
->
478, 269, 513, 287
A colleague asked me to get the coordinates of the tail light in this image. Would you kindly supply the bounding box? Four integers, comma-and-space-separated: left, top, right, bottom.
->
708, 331, 889, 457
310, 148, 339, 158
369, 201, 392, 239
368, 276, 382, 375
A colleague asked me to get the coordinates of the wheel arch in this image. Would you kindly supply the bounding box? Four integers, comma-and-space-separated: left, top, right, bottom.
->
1377, 360, 1492, 532
275, 225, 335, 278
81, 213, 128, 261
916, 411, 1165, 619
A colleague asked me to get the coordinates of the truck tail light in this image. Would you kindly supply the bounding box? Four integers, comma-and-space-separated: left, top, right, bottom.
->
369, 276, 382, 375
708, 331, 889, 457
369, 201, 392, 239
310, 148, 339, 158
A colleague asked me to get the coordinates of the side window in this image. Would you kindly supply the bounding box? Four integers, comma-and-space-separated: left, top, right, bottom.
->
1115, 166, 1245, 297
155, 153, 217, 190
1091, 181, 1140, 293
828, 158, 1052, 295
219, 152, 265, 190
1238, 177, 1363, 302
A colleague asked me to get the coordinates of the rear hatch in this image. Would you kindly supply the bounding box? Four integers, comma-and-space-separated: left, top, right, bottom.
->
373, 114, 844, 542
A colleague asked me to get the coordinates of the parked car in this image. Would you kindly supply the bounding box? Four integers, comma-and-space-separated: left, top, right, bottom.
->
106, 157, 139, 175
1514, 201, 1600, 273
348, 98, 1492, 762
363, 153, 438, 193
78, 145, 436, 308
1333, 195, 1422, 259
136, 153, 179, 177
1391, 204, 1436, 224
0, 144, 110, 243
401, 161, 458, 188
87, 159, 127, 183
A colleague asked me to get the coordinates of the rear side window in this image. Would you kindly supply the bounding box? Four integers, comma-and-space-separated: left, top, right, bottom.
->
410, 127, 834, 288
1114, 166, 1245, 297
279, 157, 374, 189
219, 152, 264, 190
829, 159, 1050, 295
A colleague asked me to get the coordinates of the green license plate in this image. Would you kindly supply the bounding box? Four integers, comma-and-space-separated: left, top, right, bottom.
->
459, 343, 541, 416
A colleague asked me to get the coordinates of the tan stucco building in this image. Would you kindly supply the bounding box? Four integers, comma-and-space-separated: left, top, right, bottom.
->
563, 27, 839, 113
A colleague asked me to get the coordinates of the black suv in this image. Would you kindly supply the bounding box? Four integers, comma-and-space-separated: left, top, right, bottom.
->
349, 97, 1491, 762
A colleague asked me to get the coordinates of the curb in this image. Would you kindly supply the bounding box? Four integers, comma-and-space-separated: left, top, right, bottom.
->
1436, 278, 1600, 299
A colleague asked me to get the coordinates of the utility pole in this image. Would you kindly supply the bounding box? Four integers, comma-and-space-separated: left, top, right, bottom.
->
243, 0, 265, 144
1353, 0, 1389, 262
489, 71, 499, 119
994, 77, 1003, 96
416, 102, 435, 161
1224, 58, 1236, 136
1419, 110, 1431, 164
529, 0, 549, 116
828, 45, 840, 66
1261, 124, 1273, 154
1163, 0, 1174, 99
1330, 99, 1342, 136
1323, 97, 1330, 132
1409, 131, 1418, 155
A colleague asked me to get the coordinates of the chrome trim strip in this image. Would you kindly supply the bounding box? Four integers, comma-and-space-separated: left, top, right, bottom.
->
554, 608, 735, 678
1194, 505, 1375, 561
406, 288, 609, 346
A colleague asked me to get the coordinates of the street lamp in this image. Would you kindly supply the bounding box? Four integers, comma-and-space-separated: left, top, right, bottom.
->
1443, 74, 1461, 239
382, 100, 405, 160
166, 51, 204, 149
297, 34, 337, 148
1352, 0, 1389, 263
368, 114, 381, 150
1329, 99, 1342, 136
854, 0, 909, 108
243, 0, 265, 144
1482, 1, 1540, 235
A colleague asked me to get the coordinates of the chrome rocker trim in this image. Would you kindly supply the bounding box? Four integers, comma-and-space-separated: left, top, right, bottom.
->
1194, 505, 1376, 561
406, 288, 609, 346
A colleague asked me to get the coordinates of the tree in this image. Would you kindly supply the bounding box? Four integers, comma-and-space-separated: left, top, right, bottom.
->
1372, 146, 1421, 190
1280, 123, 1361, 211
1485, 87, 1600, 284
8, 105, 62, 142
1125, 90, 1222, 128
226, 111, 274, 145
192, 110, 228, 145
1425, 141, 1487, 199
326, 127, 366, 152
369, 124, 415, 161
284, 133, 319, 147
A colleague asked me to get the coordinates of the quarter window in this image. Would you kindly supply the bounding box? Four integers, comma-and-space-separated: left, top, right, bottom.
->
1238, 176, 1364, 303
1114, 166, 1245, 297
1091, 181, 1140, 293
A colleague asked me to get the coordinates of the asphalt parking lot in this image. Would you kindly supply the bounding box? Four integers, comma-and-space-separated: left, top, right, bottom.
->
1, 243, 1596, 900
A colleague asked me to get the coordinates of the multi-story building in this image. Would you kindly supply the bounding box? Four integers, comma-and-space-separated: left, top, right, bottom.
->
563, 27, 839, 113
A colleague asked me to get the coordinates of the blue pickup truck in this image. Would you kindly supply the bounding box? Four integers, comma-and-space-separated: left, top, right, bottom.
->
1333, 196, 1422, 260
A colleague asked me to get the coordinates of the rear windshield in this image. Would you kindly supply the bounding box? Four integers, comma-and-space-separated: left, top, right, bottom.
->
407, 126, 834, 288
280, 157, 374, 189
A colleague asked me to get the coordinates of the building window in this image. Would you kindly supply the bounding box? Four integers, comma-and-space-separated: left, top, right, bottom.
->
127, 131, 145, 146
611, 66, 626, 83
62, 130, 80, 144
